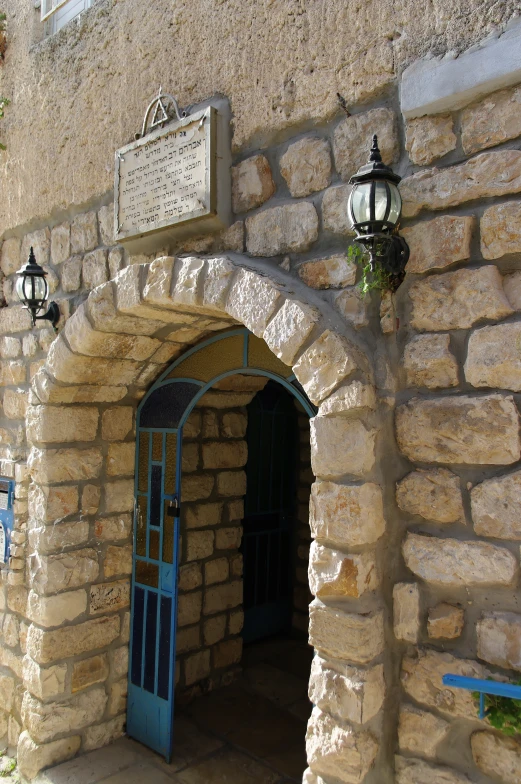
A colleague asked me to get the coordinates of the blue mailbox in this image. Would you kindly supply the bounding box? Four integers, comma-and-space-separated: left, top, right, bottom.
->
0, 479, 15, 565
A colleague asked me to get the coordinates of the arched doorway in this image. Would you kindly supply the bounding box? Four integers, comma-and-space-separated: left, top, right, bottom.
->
127, 328, 315, 767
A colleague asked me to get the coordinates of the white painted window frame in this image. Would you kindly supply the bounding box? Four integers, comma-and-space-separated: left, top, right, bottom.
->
41, 0, 93, 32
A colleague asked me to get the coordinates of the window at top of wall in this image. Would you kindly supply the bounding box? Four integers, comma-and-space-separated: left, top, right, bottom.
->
41, 0, 94, 33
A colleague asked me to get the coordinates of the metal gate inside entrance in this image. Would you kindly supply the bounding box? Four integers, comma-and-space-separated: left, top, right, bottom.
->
127, 328, 314, 760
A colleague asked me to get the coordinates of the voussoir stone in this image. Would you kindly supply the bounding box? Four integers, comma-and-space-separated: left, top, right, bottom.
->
309, 542, 378, 599
309, 601, 384, 663
462, 84, 521, 155
400, 150, 521, 218
318, 382, 376, 417
47, 338, 140, 387
310, 481, 385, 547
401, 648, 489, 720
311, 417, 375, 479
471, 730, 521, 783
481, 201, 521, 259
409, 266, 513, 331
306, 707, 378, 784
396, 468, 464, 524
65, 304, 160, 361
293, 330, 358, 404
398, 705, 450, 759
263, 299, 319, 365
466, 321, 521, 392
309, 655, 384, 725
402, 533, 517, 587
471, 468, 521, 540
88, 281, 166, 336
226, 268, 281, 337
395, 756, 471, 784
246, 202, 319, 256
26, 615, 120, 664
477, 612, 521, 671
403, 215, 473, 274
333, 107, 398, 181
396, 395, 521, 465
405, 115, 456, 166
403, 333, 459, 389
22, 687, 107, 744
232, 154, 275, 213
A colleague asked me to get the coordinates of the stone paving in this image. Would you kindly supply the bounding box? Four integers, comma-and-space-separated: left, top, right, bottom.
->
32, 638, 312, 784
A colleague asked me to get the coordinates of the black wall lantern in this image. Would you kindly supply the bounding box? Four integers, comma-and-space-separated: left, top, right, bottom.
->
348, 135, 409, 291
16, 247, 60, 329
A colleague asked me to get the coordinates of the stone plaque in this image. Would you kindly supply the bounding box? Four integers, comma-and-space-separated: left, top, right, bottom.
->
114, 105, 230, 253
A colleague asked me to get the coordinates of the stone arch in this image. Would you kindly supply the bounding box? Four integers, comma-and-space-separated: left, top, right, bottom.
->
20, 256, 385, 781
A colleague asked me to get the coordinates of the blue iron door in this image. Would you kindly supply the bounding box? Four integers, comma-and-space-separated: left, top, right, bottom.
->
242, 381, 298, 643
127, 428, 182, 758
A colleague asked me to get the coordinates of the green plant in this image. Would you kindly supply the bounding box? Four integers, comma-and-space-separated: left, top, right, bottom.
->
348, 243, 394, 294
0, 12, 5, 33
0, 757, 15, 777
473, 681, 521, 736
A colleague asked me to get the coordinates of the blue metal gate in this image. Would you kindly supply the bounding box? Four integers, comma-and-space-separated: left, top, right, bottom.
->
127, 328, 314, 760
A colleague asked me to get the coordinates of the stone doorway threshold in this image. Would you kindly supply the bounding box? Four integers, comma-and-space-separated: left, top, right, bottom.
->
35, 636, 312, 784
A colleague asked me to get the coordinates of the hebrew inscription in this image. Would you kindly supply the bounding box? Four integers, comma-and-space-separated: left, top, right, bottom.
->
115, 108, 215, 242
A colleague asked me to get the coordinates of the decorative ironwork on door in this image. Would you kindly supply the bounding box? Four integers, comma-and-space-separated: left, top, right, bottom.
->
128, 328, 314, 761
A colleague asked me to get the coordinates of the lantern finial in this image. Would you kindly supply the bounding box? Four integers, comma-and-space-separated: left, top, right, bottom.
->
28, 246, 36, 265
369, 135, 382, 163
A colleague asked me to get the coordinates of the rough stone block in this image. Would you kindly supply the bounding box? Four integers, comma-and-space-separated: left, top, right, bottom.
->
202, 441, 248, 470
310, 481, 385, 547
477, 612, 521, 671
306, 707, 378, 784
471, 468, 521, 540
204, 558, 229, 585
212, 638, 242, 669
309, 655, 384, 725
0, 674, 14, 712
403, 533, 517, 587
31, 549, 99, 595
404, 333, 458, 389
29, 483, 79, 523
184, 649, 211, 686
1, 237, 21, 276
221, 412, 247, 439
26, 616, 120, 664
400, 150, 521, 217
398, 704, 449, 758
83, 715, 125, 752
182, 474, 214, 501
396, 395, 521, 465
23, 656, 67, 701
22, 687, 107, 744
82, 483, 101, 515
66, 305, 160, 361
28, 447, 102, 484
410, 265, 513, 332
26, 589, 87, 627
215, 527, 242, 550
462, 84, 521, 154
71, 211, 98, 254
405, 115, 456, 165
101, 407, 133, 441
82, 249, 108, 290
94, 514, 131, 542
226, 268, 281, 337
396, 468, 464, 524
232, 154, 275, 213
216, 471, 246, 497
471, 730, 521, 783
22, 228, 51, 266
280, 137, 332, 197
105, 480, 134, 513
465, 322, 521, 391
90, 580, 130, 615
263, 299, 319, 366
186, 530, 214, 562
309, 542, 378, 599
203, 581, 242, 615
107, 442, 135, 477
0, 306, 32, 335
393, 583, 420, 643
298, 254, 356, 290
321, 184, 354, 235
395, 756, 471, 784
104, 545, 132, 578
311, 417, 375, 479
72, 654, 109, 692
334, 287, 370, 329
46, 338, 140, 387
177, 592, 202, 627
3, 388, 28, 420
309, 602, 384, 663
428, 603, 464, 640
294, 331, 358, 405
98, 204, 114, 246
481, 201, 521, 259
318, 382, 376, 417
88, 281, 165, 337
17, 731, 81, 781
333, 108, 398, 181
204, 615, 226, 646
246, 202, 319, 256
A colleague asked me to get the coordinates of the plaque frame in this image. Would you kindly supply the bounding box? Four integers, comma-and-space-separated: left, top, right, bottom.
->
114, 103, 230, 254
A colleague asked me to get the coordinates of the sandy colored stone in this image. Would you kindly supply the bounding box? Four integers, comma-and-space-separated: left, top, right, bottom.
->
321, 183, 354, 235
466, 321, 521, 392
471, 468, 521, 540
318, 382, 376, 417
398, 704, 449, 758
0, 336, 21, 359
182, 474, 214, 502
306, 707, 378, 783
1, 237, 21, 276
50, 222, 70, 266
104, 544, 132, 578
503, 270, 521, 311
310, 481, 385, 547
221, 412, 247, 438
396, 394, 521, 465
404, 333, 458, 389
177, 592, 202, 627
26, 615, 120, 664
0, 674, 15, 713
428, 603, 464, 640
3, 387, 28, 419
101, 407, 133, 441
410, 265, 513, 331
481, 201, 521, 259
29, 483, 79, 523
46, 338, 140, 387
400, 150, 521, 218
82, 483, 101, 514
184, 502, 223, 529
28, 446, 102, 485
232, 154, 275, 213
23, 656, 67, 701
309, 542, 378, 599
215, 527, 242, 549
403, 533, 517, 587
72, 654, 109, 692
106, 442, 135, 476
246, 201, 319, 256
309, 656, 384, 725
203, 581, 242, 615
401, 648, 489, 720
298, 254, 356, 289
21, 228, 51, 266
28, 521, 89, 556
309, 601, 384, 663
90, 580, 130, 615
0, 359, 26, 385
108, 247, 125, 279
294, 330, 358, 404
94, 514, 131, 542
17, 731, 81, 781
22, 687, 107, 744
98, 204, 114, 245
105, 480, 133, 513
26, 589, 87, 627
71, 211, 98, 254
462, 84, 521, 154
396, 468, 464, 524
395, 756, 471, 784
83, 715, 125, 752
212, 638, 242, 669
333, 108, 398, 181
311, 417, 375, 479
205, 558, 229, 585
66, 304, 160, 361
393, 583, 420, 643
186, 530, 214, 561
31, 548, 99, 595
334, 287, 370, 329
88, 281, 165, 337
405, 115, 456, 166
263, 299, 319, 365
226, 268, 281, 337
477, 612, 521, 671
471, 730, 521, 783
280, 136, 332, 197
0, 305, 32, 334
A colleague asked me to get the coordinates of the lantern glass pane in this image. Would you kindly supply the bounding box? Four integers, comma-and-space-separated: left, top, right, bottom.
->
32, 275, 48, 302
348, 182, 372, 226
387, 182, 402, 226
373, 181, 389, 221
15, 276, 26, 302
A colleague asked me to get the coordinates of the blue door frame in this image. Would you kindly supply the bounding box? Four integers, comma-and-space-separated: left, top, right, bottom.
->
127, 328, 315, 761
